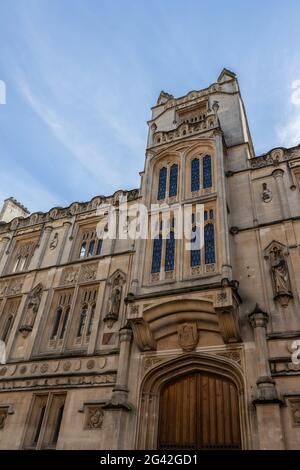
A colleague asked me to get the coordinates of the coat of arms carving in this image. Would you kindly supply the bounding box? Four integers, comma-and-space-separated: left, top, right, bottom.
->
177, 322, 198, 352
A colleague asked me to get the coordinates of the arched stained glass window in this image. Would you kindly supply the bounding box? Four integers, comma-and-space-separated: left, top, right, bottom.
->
169, 164, 178, 197
151, 235, 162, 273
165, 230, 175, 271
79, 242, 86, 259
88, 239, 95, 256
204, 223, 215, 264
191, 158, 200, 192
203, 155, 212, 189
190, 225, 201, 267
157, 167, 167, 200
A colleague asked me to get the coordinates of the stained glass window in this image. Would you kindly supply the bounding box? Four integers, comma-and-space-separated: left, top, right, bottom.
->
151, 235, 162, 273
203, 155, 212, 189
190, 225, 200, 267
88, 240, 95, 256
157, 167, 167, 200
191, 158, 200, 192
169, 164, 178, 197
79, 242, 86, 259
165, 230, 175, 271
96, 239, 102, 255
205, 223, 215, 264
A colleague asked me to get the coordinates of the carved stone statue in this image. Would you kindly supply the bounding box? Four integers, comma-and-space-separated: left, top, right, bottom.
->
109, 282, 121, 318
104, 274, 124, 328
270, 247, 291, 294
50, 232, 59, 250
269, 246, 292, 307
19, 283, 43, 336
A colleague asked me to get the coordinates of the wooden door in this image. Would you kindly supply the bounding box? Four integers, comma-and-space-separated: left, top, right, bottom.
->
158, 372, 241, 450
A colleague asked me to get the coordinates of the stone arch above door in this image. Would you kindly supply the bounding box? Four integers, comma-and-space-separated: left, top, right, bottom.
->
135, 352, 250, 449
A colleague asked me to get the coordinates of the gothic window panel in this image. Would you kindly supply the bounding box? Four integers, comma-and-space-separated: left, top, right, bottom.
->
151, 235, 162, 273
23, 393, 66, 450
165, 230, 175, 272
77, 304, 88, 338
157, 167, 167, 200
87, 303, 96, 336
191, 158, 200, 192
50, 308, 62, 340
204, 223, 215, 264
0, 298, 20, 343
169, 164, 178, 197
10, 239, 37, 273
59, 306, 70, 340
48, 291, 73, 348
203, 155, 212, 189
73, 286, 98, 346
76, 227, 102, 260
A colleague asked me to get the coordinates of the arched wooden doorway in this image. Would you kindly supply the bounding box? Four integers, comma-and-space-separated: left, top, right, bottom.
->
158, 371, 241, 450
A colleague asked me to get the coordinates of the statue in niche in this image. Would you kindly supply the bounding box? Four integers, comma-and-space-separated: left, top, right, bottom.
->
104, 275, 123, 328
269, 246, 292, 307
50, 232, 59, 250
261, 182, 272, 203
19, 283, 43, 337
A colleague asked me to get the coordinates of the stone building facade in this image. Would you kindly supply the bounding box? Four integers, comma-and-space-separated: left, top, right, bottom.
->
0, 68, 300, 450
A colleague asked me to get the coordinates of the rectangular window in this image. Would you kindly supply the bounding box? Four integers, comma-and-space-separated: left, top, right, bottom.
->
23, 393, 66, 450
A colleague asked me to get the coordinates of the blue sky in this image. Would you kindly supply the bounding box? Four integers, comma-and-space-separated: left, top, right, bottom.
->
0, 0, 300, 213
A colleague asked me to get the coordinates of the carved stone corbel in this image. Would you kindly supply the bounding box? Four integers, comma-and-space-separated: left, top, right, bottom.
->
213, 288, 241, 343
130, 318, 156, 351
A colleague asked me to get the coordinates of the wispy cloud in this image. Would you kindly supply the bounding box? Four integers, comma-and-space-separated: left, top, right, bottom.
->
277, 80, 300, 147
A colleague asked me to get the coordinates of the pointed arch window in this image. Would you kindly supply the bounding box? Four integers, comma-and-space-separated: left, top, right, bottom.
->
88, 239, 95, 257
74, 286, 98, 345
49, 292, 72, 347
190, 213, 200, 267
11, 240, 37, 273
79, 242, 86, 259
77, 228, 102, 260
165, 219, 175, 272
77, 304, 88, 338
51, 307, 62, 340
157, 167, 167, 200
203, 155, 212, 189
191, 158, 200, 192
151, 235, 162, 273
169, 164, 178, 197
204, 223, 215, 264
